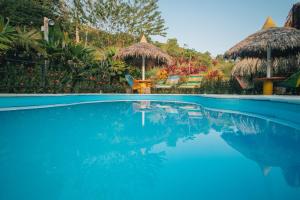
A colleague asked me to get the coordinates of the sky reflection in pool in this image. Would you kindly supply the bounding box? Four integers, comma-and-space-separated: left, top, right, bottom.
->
0, 101, 300, 200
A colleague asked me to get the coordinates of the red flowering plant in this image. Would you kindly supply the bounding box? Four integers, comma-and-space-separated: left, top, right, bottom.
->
165, 61, 207, 76
205, 70, 224, 81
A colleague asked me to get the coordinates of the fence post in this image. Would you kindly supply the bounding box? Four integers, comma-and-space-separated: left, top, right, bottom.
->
41, 60, 48, 92
6, 61, 10, 93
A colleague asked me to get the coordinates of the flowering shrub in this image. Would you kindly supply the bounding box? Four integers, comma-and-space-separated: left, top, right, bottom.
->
156, 69, 168, 80
165, 63, 207, 76
205, 70, 224, 80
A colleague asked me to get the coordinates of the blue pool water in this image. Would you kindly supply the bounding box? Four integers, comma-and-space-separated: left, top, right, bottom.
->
0, 96, 300, 200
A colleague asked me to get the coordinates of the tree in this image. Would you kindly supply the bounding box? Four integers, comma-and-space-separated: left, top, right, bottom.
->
64, 0, 94, 43
157, 38, 183, 58
0, 0, 60, 27
93, 0, 167, 37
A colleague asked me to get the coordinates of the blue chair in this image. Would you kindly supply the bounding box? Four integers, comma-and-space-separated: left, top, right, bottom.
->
125, 74, 134, 87
125, 74, 140, 92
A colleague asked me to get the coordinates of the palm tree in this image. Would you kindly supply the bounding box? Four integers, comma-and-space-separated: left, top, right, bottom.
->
14, 27, 44, 55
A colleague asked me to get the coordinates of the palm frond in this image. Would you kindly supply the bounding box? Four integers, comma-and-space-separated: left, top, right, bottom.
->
0, 16, 16, 53
15, 27, 44, 54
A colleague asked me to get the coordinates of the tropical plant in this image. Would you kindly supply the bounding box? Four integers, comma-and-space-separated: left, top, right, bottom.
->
104, 47, 127, 83
145, 67, 161, 80
0, 16, 16, 54
14, 27, 44, 54
62, 43, 96, 91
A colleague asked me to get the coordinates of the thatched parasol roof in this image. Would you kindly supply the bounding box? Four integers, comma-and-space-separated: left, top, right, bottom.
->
285, 2, 300, 29
225, 27, 300, 59
262, 16, 277, 29
114, 36, 173, 65
232, 55, 300, 76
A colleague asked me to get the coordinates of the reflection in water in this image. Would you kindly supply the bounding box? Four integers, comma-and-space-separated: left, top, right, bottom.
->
0, 101, 300, 200
216, 111, 300, 188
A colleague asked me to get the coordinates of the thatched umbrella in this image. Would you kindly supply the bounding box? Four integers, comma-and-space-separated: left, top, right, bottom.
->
115, 35, 172, 80
225, 17, 300, 94
225, 17, 300, 78
225, 27, 300, 59
232, 54, 300, 76
285, 2, 300, 29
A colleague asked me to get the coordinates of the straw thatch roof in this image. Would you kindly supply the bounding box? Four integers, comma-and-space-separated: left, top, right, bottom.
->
285, 3, 300, 29
225, 27, 300, 59
232, 55, 300, 76
114, 37, 173, 65
262, 17, 277, 29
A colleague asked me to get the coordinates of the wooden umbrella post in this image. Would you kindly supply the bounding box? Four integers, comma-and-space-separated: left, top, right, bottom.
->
142, 55, 145, 81
263, 46, 273, 95
267, 46, 271, 78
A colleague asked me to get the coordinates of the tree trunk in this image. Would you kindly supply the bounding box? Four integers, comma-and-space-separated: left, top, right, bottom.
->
75, 25, 80, 43
85, 31, 88, 47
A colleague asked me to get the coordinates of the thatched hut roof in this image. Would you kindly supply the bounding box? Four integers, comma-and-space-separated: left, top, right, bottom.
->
262, 16, 277, 29
225, 27, 300, 59
285, 2, 300, 29
114, 36, 172, 65
232, 55, 300, 76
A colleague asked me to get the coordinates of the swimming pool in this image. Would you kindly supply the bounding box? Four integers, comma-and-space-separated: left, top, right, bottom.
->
0, 94, 300, 200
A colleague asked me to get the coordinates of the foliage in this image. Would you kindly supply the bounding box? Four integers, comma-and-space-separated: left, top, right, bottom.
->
14, 27, 44, 54
0, 0, 60, 27
205, 70, 224, 81
145, 67, 162, 80
165, 64, 207, 76
156, 68, 168, 80
103, 47, 127, 84
0, 16, 16, 54
213, 55, 235, 78
93, 0, 167, 37
0, 0, 241, 95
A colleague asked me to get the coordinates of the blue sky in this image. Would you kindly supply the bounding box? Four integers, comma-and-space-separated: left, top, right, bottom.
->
152, 0, 298, 56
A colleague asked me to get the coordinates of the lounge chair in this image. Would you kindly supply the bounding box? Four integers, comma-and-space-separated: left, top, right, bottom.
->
178, 75, 203, 88
279, 71, 300, 88
155, 75, 180, 89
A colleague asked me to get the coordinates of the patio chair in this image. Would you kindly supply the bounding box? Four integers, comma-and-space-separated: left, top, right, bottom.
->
278, 71, 300, 88
178, 75, 203, 88
125, 74, 140, 92
155, 75, 180, 89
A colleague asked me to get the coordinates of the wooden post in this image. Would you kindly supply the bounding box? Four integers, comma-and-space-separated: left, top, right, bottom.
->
142, 56, 145, 80
264, 45, 273, 95
267, 46, 271, 78
75, 25, 80, 43
85, 30, 88, 47
42, 17, 49, 42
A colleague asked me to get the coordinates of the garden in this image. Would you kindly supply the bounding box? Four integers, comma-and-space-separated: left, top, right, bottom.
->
0, 0, 244, 94
0, 0, 298, 95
